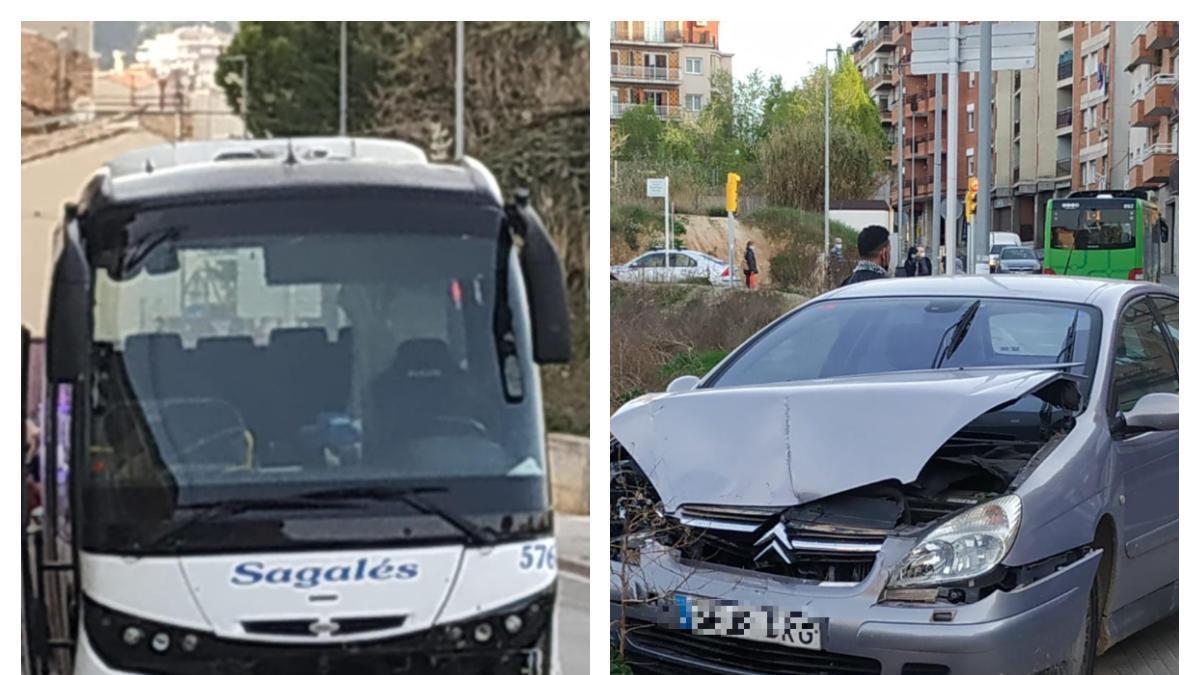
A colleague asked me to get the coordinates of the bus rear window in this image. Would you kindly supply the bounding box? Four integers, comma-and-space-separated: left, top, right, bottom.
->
1050, 203, 1136, 250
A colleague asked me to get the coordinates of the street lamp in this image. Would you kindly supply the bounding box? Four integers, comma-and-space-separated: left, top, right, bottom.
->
218, 54, 248, 139
824, 46, 841, 274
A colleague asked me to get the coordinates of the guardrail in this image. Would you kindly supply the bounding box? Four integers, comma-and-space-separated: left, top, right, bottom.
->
1056, 108, 1072, 128
610, 102, 682, 120
610, 64, 680, 82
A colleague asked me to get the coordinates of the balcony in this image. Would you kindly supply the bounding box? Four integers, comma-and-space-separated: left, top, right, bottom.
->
867, 65, 895, 91
610, 102, 682, 120
611, 24, 684, 45
1144, 21, 1178, 50
865, 25, 898, 55
1058, 21, 1073, 32
1057, 59, 1072, 82
610, 64, 681, 84
1056, 108, 1072, 129
1056, 158, 1071, 178
1131, 74, 1177, 127
1130, 144, 1176, 186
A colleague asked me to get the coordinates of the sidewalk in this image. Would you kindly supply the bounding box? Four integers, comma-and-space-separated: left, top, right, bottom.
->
555, 513, 589, 578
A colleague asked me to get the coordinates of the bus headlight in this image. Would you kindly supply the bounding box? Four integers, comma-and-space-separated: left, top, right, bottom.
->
121, 626, 144, 646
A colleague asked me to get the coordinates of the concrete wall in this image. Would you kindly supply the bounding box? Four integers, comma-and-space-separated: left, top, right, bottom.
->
548, 433, 589, 515
22, 29, 94, 115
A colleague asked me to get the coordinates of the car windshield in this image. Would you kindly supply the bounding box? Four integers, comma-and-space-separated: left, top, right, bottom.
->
83, 195, 547, 552
1050, 200, 1137, 250
708, 296, 1100, 393
1001, 248, 1036, 260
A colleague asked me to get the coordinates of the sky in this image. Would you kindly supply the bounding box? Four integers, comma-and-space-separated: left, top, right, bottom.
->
720, 20, 859, 89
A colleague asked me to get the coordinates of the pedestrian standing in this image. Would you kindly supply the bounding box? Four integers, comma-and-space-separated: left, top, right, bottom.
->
841, 225, 892, 286
916, 245, 933, 276
744, 241, 759, 289
903, 246, 918, 278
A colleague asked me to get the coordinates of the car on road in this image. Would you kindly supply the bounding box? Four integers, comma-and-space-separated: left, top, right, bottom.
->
992, 245, 1043, 274
610, 249, 733, 285
611, 275, 1178, 675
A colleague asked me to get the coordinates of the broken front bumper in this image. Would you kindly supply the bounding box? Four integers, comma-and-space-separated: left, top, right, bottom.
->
610, 541, 1101, 675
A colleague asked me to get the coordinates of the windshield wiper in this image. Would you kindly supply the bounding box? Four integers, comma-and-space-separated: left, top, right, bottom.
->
1056, 310, 1081, 365
137, 496, 355, 553
121, 227, 179, 276
297, 486, 497, 546
931, 300, 982, 369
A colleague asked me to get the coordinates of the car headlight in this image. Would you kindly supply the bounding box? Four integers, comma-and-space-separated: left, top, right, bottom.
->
888, 495, 1021, 589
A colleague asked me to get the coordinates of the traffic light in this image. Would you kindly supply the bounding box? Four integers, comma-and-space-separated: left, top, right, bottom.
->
726, 172, 742, 214
965, 176, 979, 225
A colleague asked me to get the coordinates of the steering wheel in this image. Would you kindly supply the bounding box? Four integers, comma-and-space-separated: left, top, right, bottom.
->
177, 426, 251, 467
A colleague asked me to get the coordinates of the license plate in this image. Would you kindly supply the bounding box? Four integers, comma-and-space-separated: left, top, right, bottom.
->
675, 595, 823, 650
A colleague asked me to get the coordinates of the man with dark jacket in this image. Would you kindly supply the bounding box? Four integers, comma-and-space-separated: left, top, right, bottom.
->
743, 241, 759, 289
841, 225, 892, 286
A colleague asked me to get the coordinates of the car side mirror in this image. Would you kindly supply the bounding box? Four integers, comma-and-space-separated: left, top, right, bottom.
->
666, 375, 700, 393
1117, 392, 1178, 433
507, 191, 571, 364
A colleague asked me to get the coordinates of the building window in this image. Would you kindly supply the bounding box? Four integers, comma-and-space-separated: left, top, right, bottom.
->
969, 72, 976, 88
610, 22, 617, 39
696, 21, 707, 26
968, 156, 975, 176
645, 21, 665, 43
967, 103, 975, 132
685, 94, 703, 111
685, 57, 703, 75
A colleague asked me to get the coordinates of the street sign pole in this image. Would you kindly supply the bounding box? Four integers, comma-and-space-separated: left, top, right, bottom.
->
974, 21, 994, 274
664, 175, 671, 271
897, 69, 905, 248
945, 22, 959, 277
932, 21, 943, 274
727, 211, 736, 288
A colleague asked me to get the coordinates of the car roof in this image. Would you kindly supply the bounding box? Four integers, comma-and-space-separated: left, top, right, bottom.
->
83, 137, 502, 210
822, 275, 1173, 313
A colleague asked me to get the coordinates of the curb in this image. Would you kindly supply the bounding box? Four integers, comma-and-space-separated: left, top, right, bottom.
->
559, 557, 589, 578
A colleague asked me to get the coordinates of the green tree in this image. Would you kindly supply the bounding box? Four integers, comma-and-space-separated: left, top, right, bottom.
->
613, 104, 665, 160
216, 21, 383, 137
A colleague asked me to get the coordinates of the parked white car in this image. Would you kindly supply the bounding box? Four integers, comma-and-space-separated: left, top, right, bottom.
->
610, 249, 733, 285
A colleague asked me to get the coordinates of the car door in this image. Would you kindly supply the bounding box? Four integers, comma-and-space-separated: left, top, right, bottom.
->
625, 253, 664, 283
669, 253, 701, 282
1106, 295, 1179, 610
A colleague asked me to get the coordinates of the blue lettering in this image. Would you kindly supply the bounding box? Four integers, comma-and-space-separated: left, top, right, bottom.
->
294, 567, 322, 589
395, 563, 419, 580
355, 558, 368, 581
265, 567, 293, 585
231, 561, 264, 586
368, 559, 394, 580
325, 565, 352, 583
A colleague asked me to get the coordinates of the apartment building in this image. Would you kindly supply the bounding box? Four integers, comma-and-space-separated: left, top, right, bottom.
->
609, 21, 732, 122
1126, 21, 1179, 272
1070, 22, 1138, 194
851, 21, 978, 247
990, 22, 1073, 242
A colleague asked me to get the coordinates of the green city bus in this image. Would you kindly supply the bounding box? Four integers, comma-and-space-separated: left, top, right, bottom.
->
1043, 190, 1168, 282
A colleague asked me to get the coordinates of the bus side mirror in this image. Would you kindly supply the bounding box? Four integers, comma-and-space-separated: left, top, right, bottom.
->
508, 193, 571, 364
46, 235, 90, 382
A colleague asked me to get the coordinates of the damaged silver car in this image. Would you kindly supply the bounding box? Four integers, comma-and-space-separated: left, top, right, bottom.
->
610, 276, 1178, 675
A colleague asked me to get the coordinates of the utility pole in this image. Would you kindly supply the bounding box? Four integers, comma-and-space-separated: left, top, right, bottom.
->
973, 21, 994, 274
897, 63, 905, 247
945, 22, 960, 277
339, 21, 348, 136
824, 47, 839, 263
454, 21, 465, 161
932, 21, 943, 274
910, 102, 916, 243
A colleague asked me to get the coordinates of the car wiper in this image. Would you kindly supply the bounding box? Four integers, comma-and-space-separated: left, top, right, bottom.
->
137, 496, 356, 552
297, 486, 497, 546
121, 227, 179, 276
1056, 310, 1080, 364
931, 300, 982, 369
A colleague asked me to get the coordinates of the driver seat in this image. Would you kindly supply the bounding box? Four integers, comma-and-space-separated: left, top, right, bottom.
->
369, 339, 466, 446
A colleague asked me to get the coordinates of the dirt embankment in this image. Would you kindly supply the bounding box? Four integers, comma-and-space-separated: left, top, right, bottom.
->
678, 215, 781, 284
610, 283, 807, 411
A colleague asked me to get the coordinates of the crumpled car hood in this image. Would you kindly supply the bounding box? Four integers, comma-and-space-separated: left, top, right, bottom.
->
610, 369, 1069, 512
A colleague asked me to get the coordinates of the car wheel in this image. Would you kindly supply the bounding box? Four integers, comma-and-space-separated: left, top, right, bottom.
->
1065, 575, 1100, 675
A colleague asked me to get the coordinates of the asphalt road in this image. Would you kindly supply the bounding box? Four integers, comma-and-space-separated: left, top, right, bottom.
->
1096, 614, 1179, 674
557, 572, 589, 674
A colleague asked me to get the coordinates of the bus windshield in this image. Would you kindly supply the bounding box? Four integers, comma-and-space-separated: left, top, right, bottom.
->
83, 195, 547, 553
1049, 200, 1137, 250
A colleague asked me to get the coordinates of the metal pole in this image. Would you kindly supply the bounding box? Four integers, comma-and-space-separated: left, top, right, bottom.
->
946, 22, 960, 277
824, 50, 831, 261
974, 21, 994, 274
897, 65, 905, 244
727, 211, 736, 288
241, 58, 249, 139
339, 21, 348, 136
454, 21, 464, 161
910, 107, 916, 244
932, 20, 943, 274
664, 175, 671, 270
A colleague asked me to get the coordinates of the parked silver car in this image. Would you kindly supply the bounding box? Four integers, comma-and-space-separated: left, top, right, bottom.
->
611, 275, 1177, 674
611, 249, 733, 285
